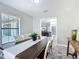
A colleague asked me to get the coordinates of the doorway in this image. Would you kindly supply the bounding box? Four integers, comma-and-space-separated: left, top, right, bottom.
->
40, 17, 57, 44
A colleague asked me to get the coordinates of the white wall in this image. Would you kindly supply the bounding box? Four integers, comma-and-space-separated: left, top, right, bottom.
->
0, 2, 33, 35
0, 14, 2, 46
0, 2, 33, 45
33, 17, 41, 35
57, 13, 79, 45
33, 17, 57, 36
33, 16, 77, 45
33, 1, 79, 45
53, 0, 79, 45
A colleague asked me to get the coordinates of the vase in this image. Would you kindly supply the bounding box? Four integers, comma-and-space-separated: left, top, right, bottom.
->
71, 30, 77, 40
32, 36, 37, 41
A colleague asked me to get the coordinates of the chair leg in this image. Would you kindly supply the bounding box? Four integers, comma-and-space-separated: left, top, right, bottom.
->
67, 41, 69, 56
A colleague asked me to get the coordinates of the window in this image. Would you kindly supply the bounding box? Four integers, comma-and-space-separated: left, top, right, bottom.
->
3, 24, 11, 36
1, 13, 20, 44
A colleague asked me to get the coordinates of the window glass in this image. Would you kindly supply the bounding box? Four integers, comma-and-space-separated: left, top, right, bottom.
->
1, 13, 20, 44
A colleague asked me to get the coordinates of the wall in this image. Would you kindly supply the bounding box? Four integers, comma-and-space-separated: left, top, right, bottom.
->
0, 2, 33, 45
33, 17, 57, 36
0, 2, 33, 34
33, 0, 79, 45
0, 14, 2, 47
33, 17, 40, 35
33, 16, 77, 45
57, 12, 79, 45
33, 16, 79, 45
53, 0, 79, 45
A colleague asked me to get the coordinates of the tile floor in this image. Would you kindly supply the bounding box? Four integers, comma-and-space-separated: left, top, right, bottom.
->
47, 45, 73, 59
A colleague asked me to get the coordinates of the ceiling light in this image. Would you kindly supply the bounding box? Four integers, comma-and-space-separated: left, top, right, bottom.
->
43, 10, 48, 13
33, 0, 40, 4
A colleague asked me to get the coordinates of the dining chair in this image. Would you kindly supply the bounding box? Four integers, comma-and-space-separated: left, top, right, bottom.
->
35, 37, 53, 59
44, 38, 53, 59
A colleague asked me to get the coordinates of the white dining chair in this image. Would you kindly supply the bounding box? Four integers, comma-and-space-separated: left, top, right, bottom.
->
35, 37, 53, 59
44, 38, 53, 59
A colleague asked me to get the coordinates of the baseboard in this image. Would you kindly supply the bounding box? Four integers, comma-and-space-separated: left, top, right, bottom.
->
57, 44, 67, 47
57, 43, 75, 52
57, 43, 74, 48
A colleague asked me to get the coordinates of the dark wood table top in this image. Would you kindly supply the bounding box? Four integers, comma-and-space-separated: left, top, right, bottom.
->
68, 37, 79, 54
16, 39, 48, 59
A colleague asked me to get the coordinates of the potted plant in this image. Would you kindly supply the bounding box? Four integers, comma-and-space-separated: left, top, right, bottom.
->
71, 30, 77, 40
30, 32, 37, 41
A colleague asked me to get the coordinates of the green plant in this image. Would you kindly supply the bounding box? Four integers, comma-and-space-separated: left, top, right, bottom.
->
30, 32, 37, 37
71, 30, 77, 40
30, 32, 37, 41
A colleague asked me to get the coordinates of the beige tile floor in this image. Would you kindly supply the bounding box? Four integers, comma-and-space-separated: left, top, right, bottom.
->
47, 46, 73, 59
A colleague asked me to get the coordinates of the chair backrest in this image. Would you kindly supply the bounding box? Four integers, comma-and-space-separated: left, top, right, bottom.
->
76, 31, 79, 41
44, 38, 53, 59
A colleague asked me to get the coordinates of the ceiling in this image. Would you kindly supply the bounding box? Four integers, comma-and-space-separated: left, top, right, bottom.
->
0, 0, 77, 17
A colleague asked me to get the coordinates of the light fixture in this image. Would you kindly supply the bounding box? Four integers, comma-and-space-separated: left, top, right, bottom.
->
43, 10, 48, 13
33, 0, 40, 4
